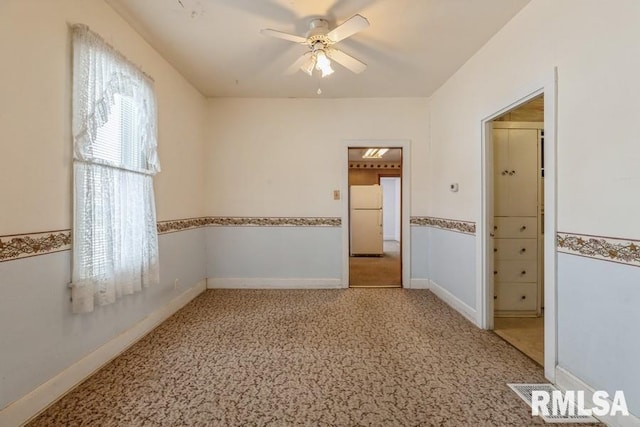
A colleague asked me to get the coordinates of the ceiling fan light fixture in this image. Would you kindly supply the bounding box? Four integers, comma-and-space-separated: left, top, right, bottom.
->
301, 59, 315, 76
315, 50, 334, 78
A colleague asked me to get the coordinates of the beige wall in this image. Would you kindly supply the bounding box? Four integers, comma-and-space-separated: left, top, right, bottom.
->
0, 0, 208, 417
0, 0, 207, 235
426, 0, 640, 413
205, 98, 429, 217
428, 0, 640, 237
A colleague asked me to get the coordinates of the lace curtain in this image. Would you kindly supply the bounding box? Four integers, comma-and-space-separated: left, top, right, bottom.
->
71, 24, 160, 314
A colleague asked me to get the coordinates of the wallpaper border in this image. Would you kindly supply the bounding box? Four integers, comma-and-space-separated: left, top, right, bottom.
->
410, 216, 476, 235
557, 231, 640, 268
156, 217, 210, 234
8, 224, 639, 265
0, 230, 72, 262
206, 216, 342, 228
1, 217, 343, 262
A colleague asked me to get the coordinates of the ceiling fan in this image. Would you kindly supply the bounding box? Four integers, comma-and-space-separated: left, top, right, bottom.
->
261, 14, 370, 78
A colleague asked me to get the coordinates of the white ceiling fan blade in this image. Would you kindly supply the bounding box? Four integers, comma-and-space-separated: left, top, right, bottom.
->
326, 14, 369, 43
327, 48, 367, 74
261, 29, 308, 44
285, 52, 313, 75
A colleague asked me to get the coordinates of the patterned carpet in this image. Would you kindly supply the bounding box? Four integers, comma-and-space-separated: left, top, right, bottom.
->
29, 289, 593, 426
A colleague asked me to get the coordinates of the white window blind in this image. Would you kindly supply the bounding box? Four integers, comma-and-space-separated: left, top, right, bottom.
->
71, 25, 160, 314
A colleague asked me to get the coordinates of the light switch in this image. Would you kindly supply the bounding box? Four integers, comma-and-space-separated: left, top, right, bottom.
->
333, 190, 341, 200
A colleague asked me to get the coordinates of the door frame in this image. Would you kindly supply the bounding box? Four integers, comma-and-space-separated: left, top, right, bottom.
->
479, 68, 558, 381
342, 140, 411, 288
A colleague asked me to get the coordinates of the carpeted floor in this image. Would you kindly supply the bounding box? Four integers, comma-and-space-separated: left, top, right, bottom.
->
349, 241, 401, 287
29, 289, 596, 426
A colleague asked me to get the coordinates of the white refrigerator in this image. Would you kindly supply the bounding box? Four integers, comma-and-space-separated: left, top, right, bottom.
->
350, 184, 383, 256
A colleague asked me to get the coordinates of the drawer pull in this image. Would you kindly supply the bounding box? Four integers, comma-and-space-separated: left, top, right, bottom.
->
494, 248, 498, 252
521, 295, 527, 300
494, 271, 498, 275
520, 226, 527, 231
501, 170, 509, 175
494, 295, 498, 300
520, 248, 527, 253
521, 270, 527, 275
509, 170, 516, 175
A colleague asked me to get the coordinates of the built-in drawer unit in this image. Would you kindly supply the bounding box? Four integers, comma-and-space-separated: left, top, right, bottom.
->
493, 124, 543, 317
494, 282, 538, 311
495, 260, 538, 283
494, 238, 537, 260
494, 216, 537, 239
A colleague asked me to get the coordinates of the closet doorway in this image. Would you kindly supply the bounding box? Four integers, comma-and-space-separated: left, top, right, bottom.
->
348, 148, 402, 288
488, 95, 545, 365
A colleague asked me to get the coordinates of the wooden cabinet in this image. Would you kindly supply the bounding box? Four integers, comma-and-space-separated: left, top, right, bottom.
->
493, 123, 543, 317
494, 217, 537, 239
493, 128, 538, 216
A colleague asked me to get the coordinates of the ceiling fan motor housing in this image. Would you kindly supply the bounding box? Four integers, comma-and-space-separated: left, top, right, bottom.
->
307, 19, 331, 46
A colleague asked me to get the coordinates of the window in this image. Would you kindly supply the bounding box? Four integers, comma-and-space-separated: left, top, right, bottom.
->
70, 25, 160, 313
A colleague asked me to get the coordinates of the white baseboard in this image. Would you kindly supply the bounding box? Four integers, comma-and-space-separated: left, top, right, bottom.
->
207, 278, 343, 289
0, 280, 207, 427
555, 366, 640, 427
409, 279, 430, 289
429, 279, 478, 325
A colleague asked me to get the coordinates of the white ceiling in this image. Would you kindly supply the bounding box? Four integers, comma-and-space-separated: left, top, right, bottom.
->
106, 0, 531, 98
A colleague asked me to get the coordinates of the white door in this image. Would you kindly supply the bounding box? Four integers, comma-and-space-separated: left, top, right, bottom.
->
380, 177, 401, 241
350, 209, 383, 255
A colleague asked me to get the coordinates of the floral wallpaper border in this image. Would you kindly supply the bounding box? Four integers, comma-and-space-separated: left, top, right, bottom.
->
1, 217, 342, 262
557, 232, 640, 267
0, 230, 72, 262
410, 216, 476, 235
156, 217, 211, 234
157, 216, 342, 232
10, 223, 638, 266
207, 217, 342, 227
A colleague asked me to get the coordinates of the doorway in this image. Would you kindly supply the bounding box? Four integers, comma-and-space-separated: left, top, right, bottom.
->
348, 148, 402, 287
488, 95, 545, 365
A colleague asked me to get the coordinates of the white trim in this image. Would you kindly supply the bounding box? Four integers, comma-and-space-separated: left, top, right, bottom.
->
479, 67, 558, 382
342, 140, 411, 288
0, 280, 207, 427
207, 278, 343, 289
409, 279, 430, 289
543, 68, 559, 382
429, 279, 478, 324
555, 366, 640, 427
